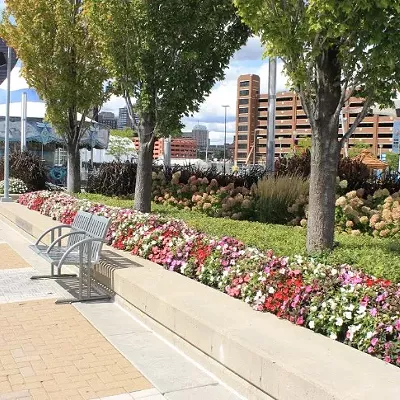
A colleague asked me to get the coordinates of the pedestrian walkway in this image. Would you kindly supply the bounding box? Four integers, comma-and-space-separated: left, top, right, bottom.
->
0, 218, 243, 400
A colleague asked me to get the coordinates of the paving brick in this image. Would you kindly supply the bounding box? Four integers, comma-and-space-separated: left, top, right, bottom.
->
0, 300, 152, 399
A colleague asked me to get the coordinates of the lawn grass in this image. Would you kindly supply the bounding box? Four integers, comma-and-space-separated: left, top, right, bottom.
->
76, 193, 400, 282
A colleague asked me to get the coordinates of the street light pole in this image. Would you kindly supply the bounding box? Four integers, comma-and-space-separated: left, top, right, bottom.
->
1, 47, 12, 203
222, 105, 229, 174
266, 57, 277, 172
21, 92, 27, 151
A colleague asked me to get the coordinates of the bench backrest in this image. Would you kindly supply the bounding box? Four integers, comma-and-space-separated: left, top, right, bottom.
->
82, 215, 111, 264
68, 211, 93, 247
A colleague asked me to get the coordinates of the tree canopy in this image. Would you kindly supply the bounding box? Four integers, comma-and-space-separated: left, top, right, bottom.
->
84, 0, 250, 211
0, 0, 109, 191
235, 0, 400, 252
107, 134, 136, 162
235, 1, 400, 135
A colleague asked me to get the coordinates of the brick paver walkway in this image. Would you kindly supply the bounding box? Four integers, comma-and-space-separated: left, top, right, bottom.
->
0, 243, 154, 400
0, 243, 30, 269
0, 300, 152, 400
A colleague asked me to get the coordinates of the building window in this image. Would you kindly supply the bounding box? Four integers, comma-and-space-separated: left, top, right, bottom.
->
237, 152, 247, 159
239, 81, 249, 87
237, 144, 247, 150
238, 116, 248, 123
239, 89, 249, 96
54, 148, 67, 165
238, 125, 248, 132
238, 134, 247, 140
239, 98, 249, 105
239, 107, 248, 114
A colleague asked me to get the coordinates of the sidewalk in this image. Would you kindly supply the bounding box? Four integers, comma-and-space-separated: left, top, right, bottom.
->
0, 218, 243, 400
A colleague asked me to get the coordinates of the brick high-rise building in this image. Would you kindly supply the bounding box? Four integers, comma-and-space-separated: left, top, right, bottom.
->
234, 74, 398, 166
133, 138, 196, 159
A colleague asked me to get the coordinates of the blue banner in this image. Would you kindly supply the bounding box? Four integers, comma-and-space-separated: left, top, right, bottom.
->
393, 120, 400, 154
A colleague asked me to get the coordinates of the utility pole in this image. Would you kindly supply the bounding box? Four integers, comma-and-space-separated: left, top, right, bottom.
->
21, 92, 27, 151
266, 57, 277, 172
1, 47, 12, 202
163, 136, 171, 168
222, 105, 229, 174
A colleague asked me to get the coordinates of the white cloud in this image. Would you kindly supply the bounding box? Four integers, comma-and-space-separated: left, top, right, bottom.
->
232, 36, 265, 61
101, 95, 126, 114
0, 65, 30, 91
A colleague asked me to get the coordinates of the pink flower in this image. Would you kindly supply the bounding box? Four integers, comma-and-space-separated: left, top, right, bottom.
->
369, 308, 377, 317
371, 338, 378, 346
384, 356, 391, 363
395, 319, 400, 332
296, 316, 304, 325
367, 346, 374, 354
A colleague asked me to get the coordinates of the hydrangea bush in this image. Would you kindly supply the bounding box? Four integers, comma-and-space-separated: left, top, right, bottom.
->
152, 171, 255, 220
0, 178, 28, 194
18, 191, 400, 367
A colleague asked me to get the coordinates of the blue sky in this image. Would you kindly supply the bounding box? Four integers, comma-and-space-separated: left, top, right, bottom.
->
0, 1, 289, 144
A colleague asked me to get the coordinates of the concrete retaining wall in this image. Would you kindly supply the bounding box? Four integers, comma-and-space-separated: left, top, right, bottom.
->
0, 202, 399, 400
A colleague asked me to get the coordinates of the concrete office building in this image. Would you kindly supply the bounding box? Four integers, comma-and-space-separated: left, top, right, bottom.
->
117, 107, 132, 129
234, 74, 399, 166
182, 124, 209, 150
98, 111, 117, 129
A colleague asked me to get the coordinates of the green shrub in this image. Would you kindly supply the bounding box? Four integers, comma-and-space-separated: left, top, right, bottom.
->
255, 174, 309, 224
0, 151, 47, 191
87, 162, 137, 196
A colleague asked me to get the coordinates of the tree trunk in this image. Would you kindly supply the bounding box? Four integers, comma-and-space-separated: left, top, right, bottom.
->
306, 45, 342, 253
66, 143, 81, 193
134, 118, 155, 213
306, 128, 340, 252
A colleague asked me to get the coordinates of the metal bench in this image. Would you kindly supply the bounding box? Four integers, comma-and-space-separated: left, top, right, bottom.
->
30, 210, 93, 279
31, 214, 112, 304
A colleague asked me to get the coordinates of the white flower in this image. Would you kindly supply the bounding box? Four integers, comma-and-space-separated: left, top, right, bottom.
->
310, 306, 318, 312
347, 304, 355, 311
321, 302, 327, 309
366, 331, 374, 339
309, 321, 315, 329
344, 311, 352, 320
331, 268, 338, 276
268, 287, 275, 294
335, 317, 343, 327
358, 305, 366, 314
330, 333, 337, 340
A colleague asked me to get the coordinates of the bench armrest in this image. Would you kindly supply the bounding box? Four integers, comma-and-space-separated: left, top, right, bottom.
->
46, 230, 87, 253
35, 224, 72, 245
57, 238, 108, 270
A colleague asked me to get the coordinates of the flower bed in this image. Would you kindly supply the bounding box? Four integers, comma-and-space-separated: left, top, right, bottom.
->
18, 191, 400, 367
